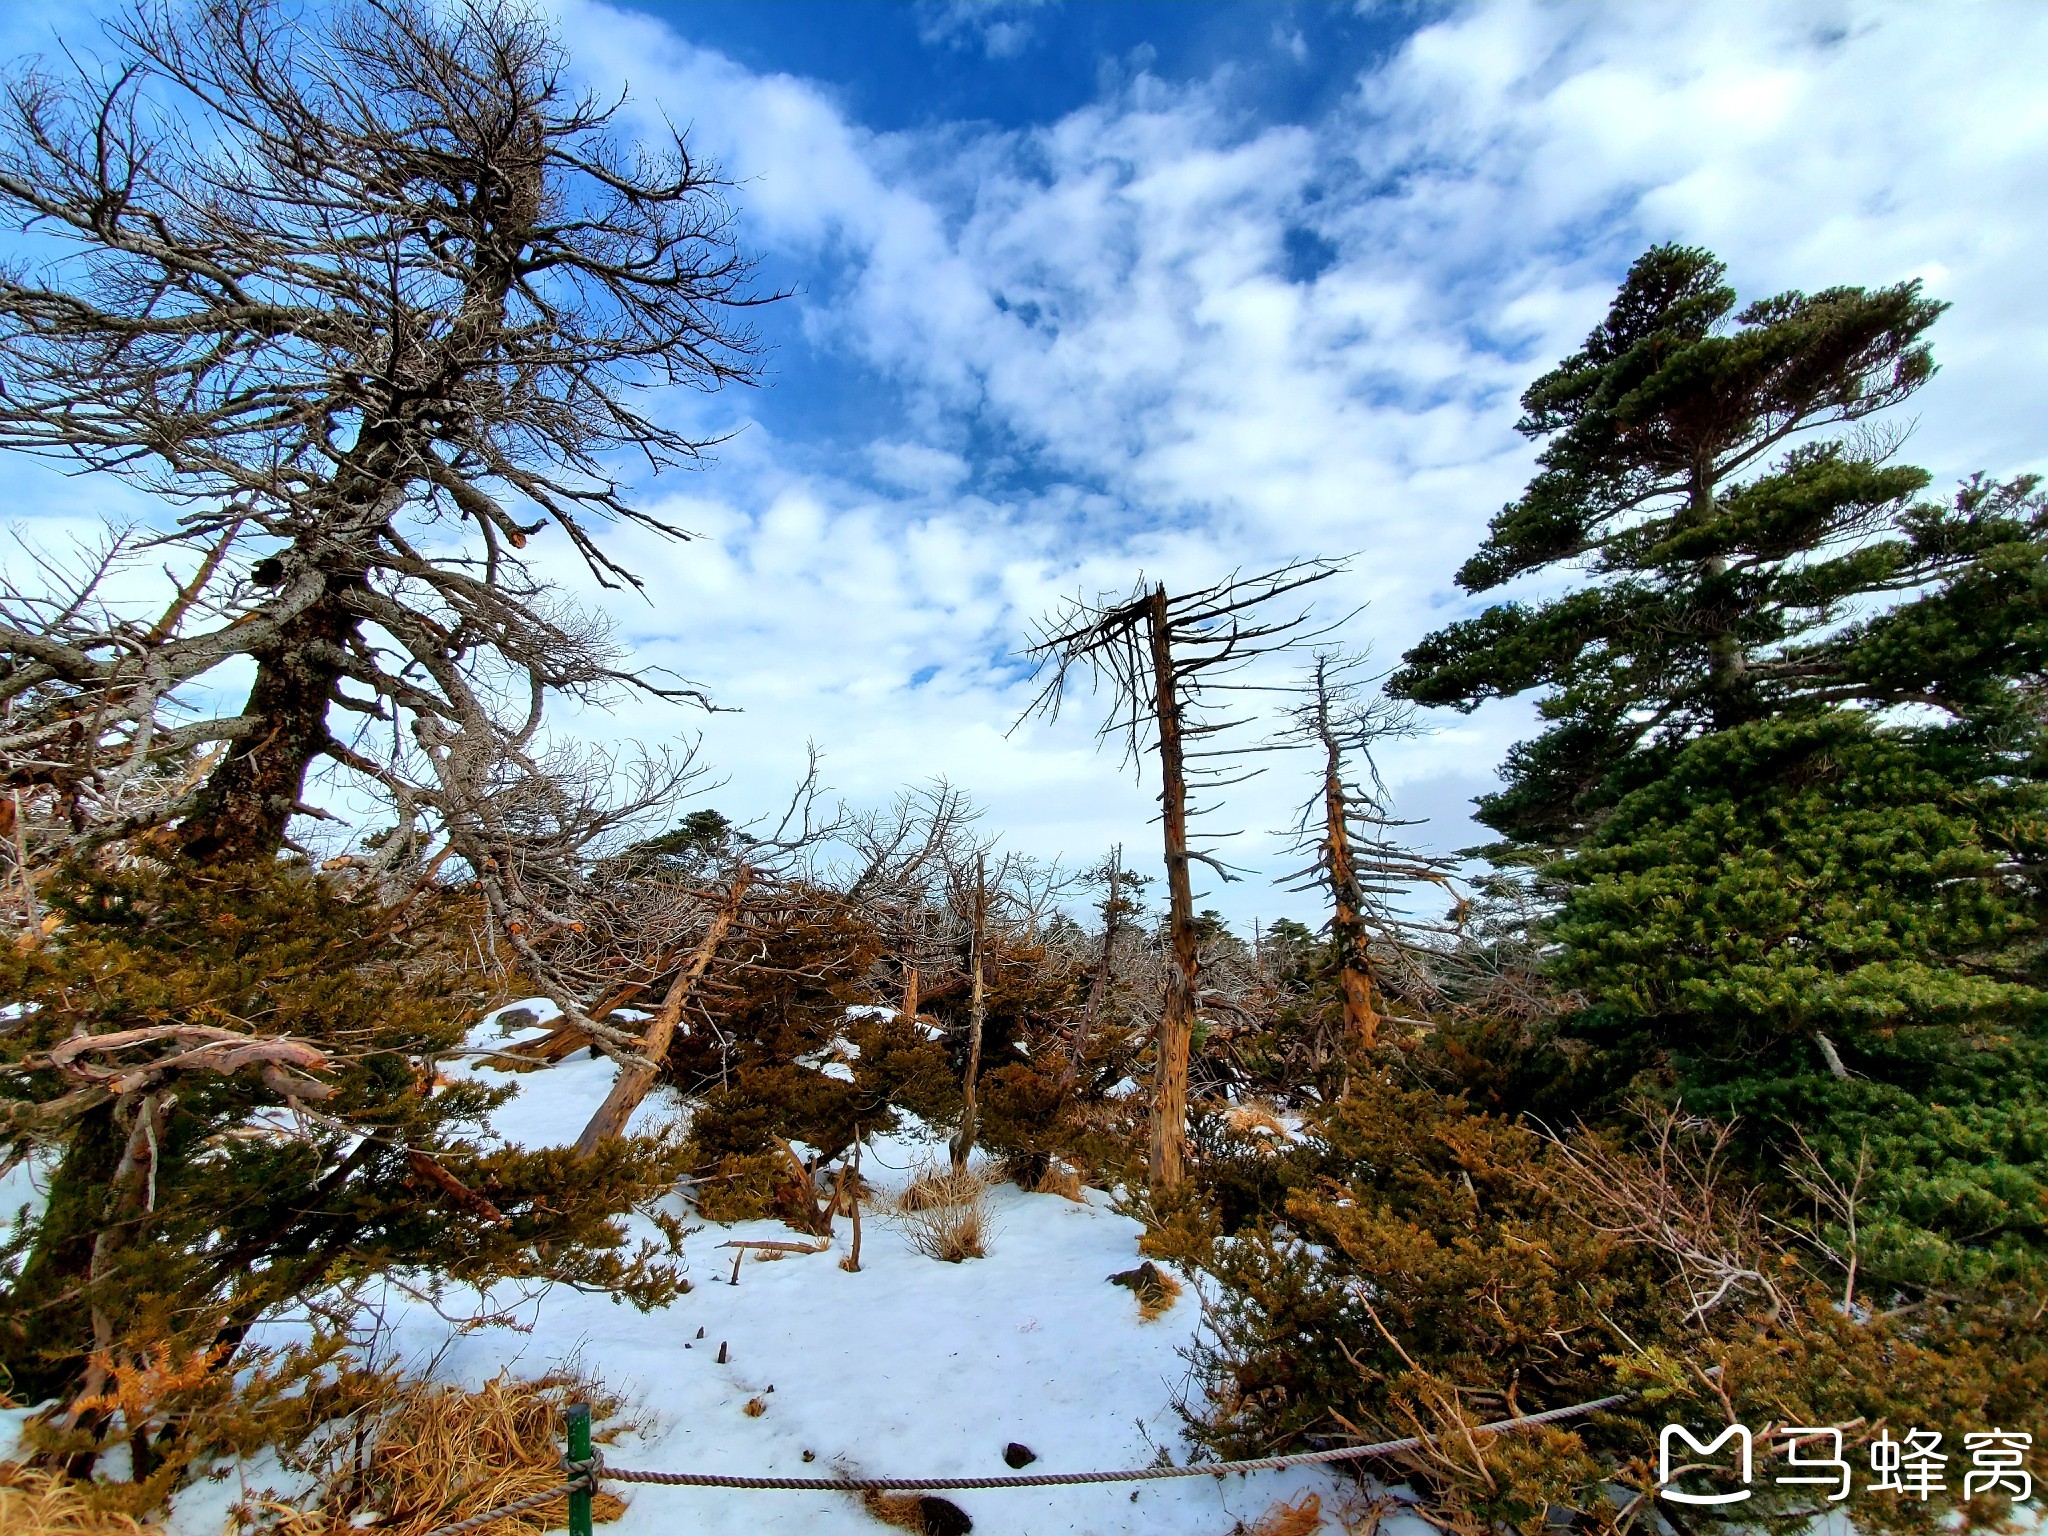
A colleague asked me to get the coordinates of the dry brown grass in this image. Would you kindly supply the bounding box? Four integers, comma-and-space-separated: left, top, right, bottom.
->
1032, 1161, 1086, 1202
894, 1166, 990, 1262
861, 1490, 930, 1530
0, 1469, 166, 1536
1137, 1266, 1182, 1321
1223, 1099, 1289, 1139
1109, 1260, 1184, 1321
261, 1370, 634, 1536
858, 1490, 973, 1534
893, 1165, 983, 1212
1243, 1491, 1322, 1535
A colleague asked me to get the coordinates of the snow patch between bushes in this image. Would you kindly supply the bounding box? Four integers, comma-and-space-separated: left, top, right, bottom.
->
13, 1004, 1384, 1535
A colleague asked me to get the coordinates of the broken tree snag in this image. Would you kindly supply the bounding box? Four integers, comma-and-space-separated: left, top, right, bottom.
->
899, 903, 922, 1024
1322, 715, 1382, 1055
839, 1138, 863, 1272
1145, 585, 1199, 1191
1272, 651, 1461, 1084
950, 853, 990, 1175
1019, 560, 1345, 1195
574, 867, 751, 1156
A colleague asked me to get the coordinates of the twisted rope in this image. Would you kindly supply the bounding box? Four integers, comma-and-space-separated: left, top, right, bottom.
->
414, 1479, 586, 1536
409, 1382, 1635, 1531
602, 1389, 1634, 1491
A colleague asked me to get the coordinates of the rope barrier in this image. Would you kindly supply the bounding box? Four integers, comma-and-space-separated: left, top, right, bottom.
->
600, 1389, 1633, 1491
412, 1380, 1640, 1531
415, 1479, 588, 1536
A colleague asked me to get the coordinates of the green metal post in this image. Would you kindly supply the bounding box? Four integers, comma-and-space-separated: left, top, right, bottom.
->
566, 1402, 594, 1536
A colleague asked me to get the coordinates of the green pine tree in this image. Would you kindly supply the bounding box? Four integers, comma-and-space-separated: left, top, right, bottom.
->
1391, 243, 1998, 844
1393, 244, 2048, 1293
0, 859, 690, 1481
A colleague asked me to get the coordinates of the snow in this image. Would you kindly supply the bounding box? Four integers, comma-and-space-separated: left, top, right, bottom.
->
458, 999, 680, 1148
794, 1033, 861, 1082
10, 1004, 1402, 1536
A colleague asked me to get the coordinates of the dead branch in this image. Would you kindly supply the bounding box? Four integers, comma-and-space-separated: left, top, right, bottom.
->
1532, 1104, 1784, 1326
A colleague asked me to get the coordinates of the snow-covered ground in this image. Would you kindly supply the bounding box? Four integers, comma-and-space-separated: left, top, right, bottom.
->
6, 1007, 2032, 1535
122, 1004, 1382, 1535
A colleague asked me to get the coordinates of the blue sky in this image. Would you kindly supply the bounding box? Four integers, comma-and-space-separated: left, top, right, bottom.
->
620, 2, 1412, 135
7, 1, 2047, 923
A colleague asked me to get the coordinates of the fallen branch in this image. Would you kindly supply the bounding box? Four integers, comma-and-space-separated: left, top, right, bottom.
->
716, 1239, 830, 1255
37, 1023, 336, 1102
575, 868, 751, 1156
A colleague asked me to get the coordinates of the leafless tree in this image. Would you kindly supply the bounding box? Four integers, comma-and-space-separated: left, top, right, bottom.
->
1269, 652, 1461, 1065
573, 862, 750, 1155
1019, 559, 1344, 1189
492, 749, 840, 1081
799, 779, 979, 1031
948, 850, 993, 1173
1782, 1129, 1876, 1313
834, 780, 979, 909
0, 0, 767, 880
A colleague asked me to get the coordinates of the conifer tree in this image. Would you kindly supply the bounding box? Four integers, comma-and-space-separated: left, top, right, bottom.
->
1393, 244, 1970, 845
1394, 245, 2048, 1293
0, 860, 689, 1476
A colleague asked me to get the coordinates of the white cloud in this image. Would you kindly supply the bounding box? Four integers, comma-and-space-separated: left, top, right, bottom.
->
868, 442, 974, 494
17, 0, 2045, 926
533, 0, 2048, 919
1273, 25, 1310, 65
914, 1, 1053, 61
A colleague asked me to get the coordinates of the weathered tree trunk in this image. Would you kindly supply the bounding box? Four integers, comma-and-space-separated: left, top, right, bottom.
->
1024, 562, 1341, 1194
950, 855, 989, 1175
575, 869, 749, 1155
1083, 845, 1123, 1032
900, 905, 922, 1024
1145, 586, 1198, 1192
1322, 733, 1381, 1056
177, 587, 363, 864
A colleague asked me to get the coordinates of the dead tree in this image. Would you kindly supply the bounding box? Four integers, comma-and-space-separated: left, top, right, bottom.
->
895, 902, 928, 1023
1070, 846, 1151, 1073
0, 0, 766, 875
574, 864, 752, 1155
1020, 560, 1344, 1190
510, 750, 848, 1085
949, 851, 992, 1174
831, 780, 979, 1031
1272, 652, 1460, 1068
